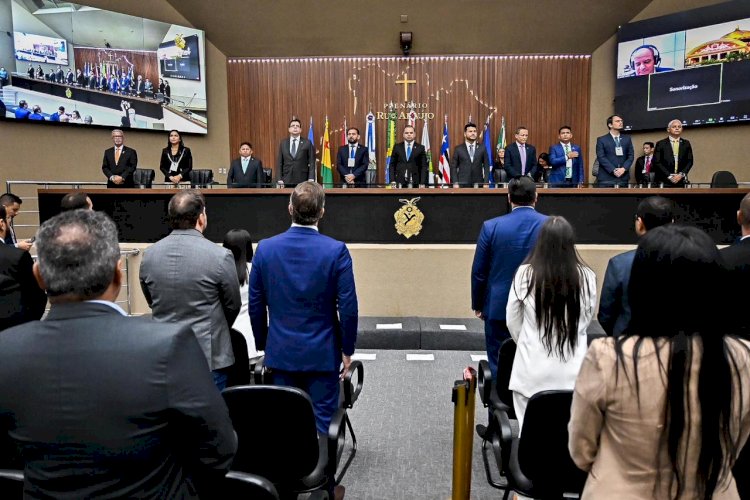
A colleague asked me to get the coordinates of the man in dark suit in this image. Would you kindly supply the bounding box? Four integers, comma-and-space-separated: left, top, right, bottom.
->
450, 122, 490, 187
722, 192, 750, 334
101, 128, 137, 188
0, 209, 237, 498
134, 75, 145, 96
548, 125, 584, 186
0, 205, 46, 332
503, 126, 537, 179
634, 142, 655, 185
227, 141, 264, 187
55, 65, 64, 83
250, 181, 358, 435
597, 196, 673, 336
336, 127, 369, 186
652, 119, 693, 187
595, 114, 634, 187
276, 118, 316, 187
389, 125, 428, 186
0, 193, 32, 251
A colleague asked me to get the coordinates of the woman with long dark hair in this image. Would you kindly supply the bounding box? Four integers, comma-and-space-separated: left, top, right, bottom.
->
506, 215, 596, 430
569, 224, 750, 499
223, 229, 260, 357
159, 129, 192, 185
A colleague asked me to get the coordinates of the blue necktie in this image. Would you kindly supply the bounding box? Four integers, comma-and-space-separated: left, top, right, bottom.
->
242, 158, 248, 174
406, 143, 412, 161
350, 146, 355, 159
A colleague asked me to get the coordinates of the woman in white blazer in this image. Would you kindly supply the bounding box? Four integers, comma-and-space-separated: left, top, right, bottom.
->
506, 216, 597, 431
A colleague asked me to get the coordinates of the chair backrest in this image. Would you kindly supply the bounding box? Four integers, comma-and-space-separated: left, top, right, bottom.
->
133, 168, 155, 188
496, 338, 516, 417
226, 329, 250, 387
190, 169, 214, 188
221, 385, 321, 483
517, 390, 586, 496
711, 170, 738, 188
0, 469, 23, 499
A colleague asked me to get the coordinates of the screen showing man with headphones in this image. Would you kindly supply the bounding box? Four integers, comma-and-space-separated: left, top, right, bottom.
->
630, 45, 673, 76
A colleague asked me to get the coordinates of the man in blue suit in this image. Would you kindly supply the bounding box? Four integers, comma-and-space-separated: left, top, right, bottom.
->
503, 126, 537, 179
471, 176, 547, 380
249, 181, 358, 435
548, 125, 584, 186
597, 196, 673, 336
595, 114, 634, 187
336, 127, 369, 186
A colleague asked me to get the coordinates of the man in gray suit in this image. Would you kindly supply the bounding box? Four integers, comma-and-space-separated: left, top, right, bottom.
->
276, 118, 316, 187
140, 190, 241, 390
450, 122, 490, 187
0, 209, 236, 498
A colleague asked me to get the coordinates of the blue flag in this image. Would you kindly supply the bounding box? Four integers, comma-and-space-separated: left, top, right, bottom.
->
483, 115, 495, 186
308, 116, 314, 144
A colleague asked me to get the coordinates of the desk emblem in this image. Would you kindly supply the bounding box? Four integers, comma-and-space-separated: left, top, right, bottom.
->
65, 88, 72, 99
394, 197, 424, 239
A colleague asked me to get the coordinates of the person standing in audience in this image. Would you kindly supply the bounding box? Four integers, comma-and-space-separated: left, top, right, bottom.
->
548, 126, 584, 187
569, 224, 750, 499
389, 125, 428, 186
722, 192, 750, 335
159, 129, 193, 185
227, 142, 264, 188
0, 209, 237, 498
140, 190, 241, 390
337, 127, 369, 187
60, 192, 93, 211
653, 119, 693, 187
250, 181, 358, 436
450, 122, 490, 187
0, 193, 33, 251
503, 126, 537, 179
506, 216, 596, 430
276, 118, 316, 187
634, 141, 655, 185
595, 114, 633, 187
223, 229, 261, 357
598, 196, 673, 336
0, 205, 46, 332
102, 129, 137, 188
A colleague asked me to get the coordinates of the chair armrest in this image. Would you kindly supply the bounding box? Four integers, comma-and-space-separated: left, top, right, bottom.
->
249, 355, 264, 384
341, 360, 364, 409
477, 360, 492, 407
495, 409, 514, 449
326, 408, 347, 485
225, 471, 279, 499
252, 355, 267, 384
0, 469, 23, 482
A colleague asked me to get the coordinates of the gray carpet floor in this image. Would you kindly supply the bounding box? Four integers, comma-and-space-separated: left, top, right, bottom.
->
340, 349, 507, 500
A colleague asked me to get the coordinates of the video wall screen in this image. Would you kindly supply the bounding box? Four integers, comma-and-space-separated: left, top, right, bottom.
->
615, 0, 750, 131
0, 1, 207, 135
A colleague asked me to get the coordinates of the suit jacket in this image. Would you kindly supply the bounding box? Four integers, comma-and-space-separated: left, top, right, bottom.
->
503, 142, 538, 179
227, 157, 264, 187
276, 137, 316, 186
597, 249, 635, 336
450, 143, 490, 186
721, 238, 750, 334
336, 144, 369, 185
595, 133, 634, 186
570, 336, 750, 499
548, 143, 584, 185
633, 155, 654, 184
0, 302, 237, 499
249, 226, 358, 372
389, 142, 428, 186
102, 145, 137, 188
471, 206, 547, 320
652, 137, 693, 186
139, 229, 241, 370
159, 147, 193, 182
0, 244, 46, 331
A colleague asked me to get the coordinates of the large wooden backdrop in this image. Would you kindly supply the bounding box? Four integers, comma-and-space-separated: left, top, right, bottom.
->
227, 55, 591, 183
74, 47, 160, 88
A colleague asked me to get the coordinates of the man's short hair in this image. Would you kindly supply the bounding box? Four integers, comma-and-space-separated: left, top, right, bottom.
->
58, 106, 65, 112
347, 127, 360, 135
607, 115, 622, 128
168, 190, 206, 230
740, 192, 750, 228
643, 141, 655, 148
515, 126, 528, 134
36, 210, 120, 300
0, 193, 22, 207
240, 141, 253, 149
288, 118, 302, 127
558, 125, 572, 134
636, 196, 674, 231
464, 122, 477, 132
403, 125, 415, 133
60, 192, 90, 212
508, 177, 536, 206
111, 129, 123, 137
290, 181, 325, 225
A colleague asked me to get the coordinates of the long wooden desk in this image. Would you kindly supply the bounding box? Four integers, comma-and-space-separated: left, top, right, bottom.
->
38, 187, 748, 244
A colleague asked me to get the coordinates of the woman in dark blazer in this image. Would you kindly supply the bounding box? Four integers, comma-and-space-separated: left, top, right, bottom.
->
159, 129, 192, 184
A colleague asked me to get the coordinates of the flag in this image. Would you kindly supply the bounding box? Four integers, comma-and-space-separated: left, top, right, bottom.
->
321, 117, 333, 188
365, 111, 377, 185
483, 114, 495, 185
421, 117, 435, 186
407, 106, 417, 127
438, 116, 451, 184
497, 115, 507, 152
385, 105, 397, 184
308, 116, 314, 144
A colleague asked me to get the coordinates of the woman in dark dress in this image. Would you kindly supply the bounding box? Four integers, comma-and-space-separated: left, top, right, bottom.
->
159, 129, 192, 185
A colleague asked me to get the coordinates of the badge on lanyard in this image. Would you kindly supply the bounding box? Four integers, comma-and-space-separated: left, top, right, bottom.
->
347, 158, 356, 167
615, 146, 624, 156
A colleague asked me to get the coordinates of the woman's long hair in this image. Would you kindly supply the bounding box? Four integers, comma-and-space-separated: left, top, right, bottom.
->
520, 216, 590, 360
165, 129, 184, 150
222, 229, 253, 286
615, 224, 741, 499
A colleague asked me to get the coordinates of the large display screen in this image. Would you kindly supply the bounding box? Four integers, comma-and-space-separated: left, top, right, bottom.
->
615, 0, 750, 131
1, 2, 208, 134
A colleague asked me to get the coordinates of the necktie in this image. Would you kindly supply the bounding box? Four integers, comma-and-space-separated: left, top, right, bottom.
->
519, 145, 527, 175
291, 139, 298, 158
469, 144, 474, 162
564, 144, 572, 179
614, 136, 621, 148
645, 156, 651, 173
406, 143, 412, 161
242, 158, 248, 174
350, 146, 355, 159
115, 147, 121, 164
671, 140, 679, 173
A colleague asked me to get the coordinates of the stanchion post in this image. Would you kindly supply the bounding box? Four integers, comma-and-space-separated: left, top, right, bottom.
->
451, 366, 477, 500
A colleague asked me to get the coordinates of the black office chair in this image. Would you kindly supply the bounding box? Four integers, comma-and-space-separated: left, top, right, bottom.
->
226, 329, 250, 387
133, 168, 155, 188
0, 469, 23, 499
190, 169, 215, 188
220, 471, 280, 500
711, 170, 738, 188
222, 385, 342, 499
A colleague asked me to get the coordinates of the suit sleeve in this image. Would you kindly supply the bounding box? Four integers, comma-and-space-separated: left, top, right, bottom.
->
652, 141, 672, 179
255, 159, 264, 187
389, 147, 398, 184
527, 146, 538, 178
335, 243, 358, 356
218, 250, 241, 327
335, 147, 347, 179
575, 148, 585, 184
471, 222, 491, 312
595, 138, 616, 173
481, 148, 490, 182
682, 141, 693, 175
275, 141, 284, 183
597, 259, 620, 336
19, 252, 46, 321
139, 258, 153, 307
306, 141, 316, 181
166, 324, 237, 473
622, 139, 634, 170
226, 161, 236, 186
102, 151, 113, 179
123, 148, 138, 180
248, 246, 268, 351
159, 149, 170, 179
353, 148, 369, 178
419, 147, 429, 185
450, 147, 459, 184
548, 145, 566, 168
180, 148, 192, 181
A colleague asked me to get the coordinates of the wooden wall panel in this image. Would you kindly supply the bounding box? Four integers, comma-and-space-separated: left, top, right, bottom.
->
227, 55, 591, 183
74, 47, 159, 88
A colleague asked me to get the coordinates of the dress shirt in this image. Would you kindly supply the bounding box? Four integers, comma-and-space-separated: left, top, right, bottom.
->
291, 223, 319, 232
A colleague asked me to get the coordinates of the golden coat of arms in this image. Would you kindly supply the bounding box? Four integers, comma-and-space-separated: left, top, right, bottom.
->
394, 197, 425, 239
